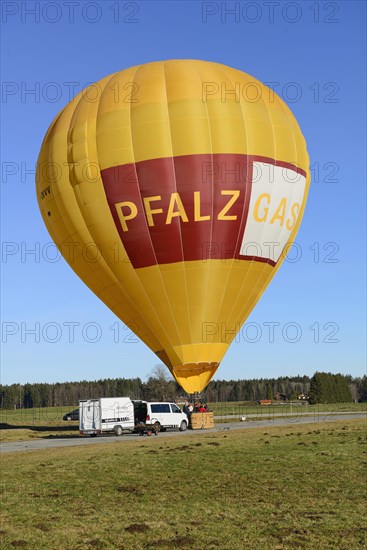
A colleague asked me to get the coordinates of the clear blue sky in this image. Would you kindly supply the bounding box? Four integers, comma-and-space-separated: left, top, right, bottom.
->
1, 1, 366, 385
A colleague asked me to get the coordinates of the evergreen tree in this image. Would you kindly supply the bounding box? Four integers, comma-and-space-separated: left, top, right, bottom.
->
356, 376, 367, 402
309, 373, 322, 404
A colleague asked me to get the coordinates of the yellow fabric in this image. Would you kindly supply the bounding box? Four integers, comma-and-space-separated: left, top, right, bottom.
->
36, 60, 310, 394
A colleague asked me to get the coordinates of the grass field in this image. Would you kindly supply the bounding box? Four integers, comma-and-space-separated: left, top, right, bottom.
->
0, 406, 80, 443
209, 401, 367, 417
1, 402, 366, 443
1, 418, 366, 549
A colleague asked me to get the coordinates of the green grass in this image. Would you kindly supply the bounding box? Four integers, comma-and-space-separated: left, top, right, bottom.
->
1, 402, 365, 442
0, 406, 80, 443
1, 419, 366, 549
208, 401, 367, 417
0, 406, 77, 425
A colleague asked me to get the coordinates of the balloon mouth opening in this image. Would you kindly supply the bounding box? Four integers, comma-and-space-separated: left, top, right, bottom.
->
173, 362, 219, 394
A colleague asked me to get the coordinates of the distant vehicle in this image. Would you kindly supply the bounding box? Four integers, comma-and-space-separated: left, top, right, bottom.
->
63, 409, 79, 421
79, 398, 188, 436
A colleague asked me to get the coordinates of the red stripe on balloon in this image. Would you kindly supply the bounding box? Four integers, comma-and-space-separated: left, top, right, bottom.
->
101, 154, 303, 269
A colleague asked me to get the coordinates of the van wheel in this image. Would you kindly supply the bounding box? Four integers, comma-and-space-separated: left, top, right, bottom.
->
179, 420, 188, 432
153, 422, 161, 432
114, 426, 123, 436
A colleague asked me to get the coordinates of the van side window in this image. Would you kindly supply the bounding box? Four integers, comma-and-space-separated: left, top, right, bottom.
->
171, 404, 181, 413
150, 403, 176, 414
151, 404, 170, 413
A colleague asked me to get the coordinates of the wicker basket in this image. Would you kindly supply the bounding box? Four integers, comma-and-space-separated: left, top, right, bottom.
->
189, 412, 214, 430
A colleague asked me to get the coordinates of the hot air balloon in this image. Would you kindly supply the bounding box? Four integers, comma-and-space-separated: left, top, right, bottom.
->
36, 60, 310, 394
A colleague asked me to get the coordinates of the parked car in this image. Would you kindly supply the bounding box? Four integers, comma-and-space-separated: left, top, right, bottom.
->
63, 408, 79, 421
135, 401, 188, 432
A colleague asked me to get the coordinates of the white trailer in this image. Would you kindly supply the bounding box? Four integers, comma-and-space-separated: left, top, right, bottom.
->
79, 397, 135, 436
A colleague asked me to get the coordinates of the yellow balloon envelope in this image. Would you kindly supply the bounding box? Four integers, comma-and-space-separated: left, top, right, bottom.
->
36, 60, 310, 394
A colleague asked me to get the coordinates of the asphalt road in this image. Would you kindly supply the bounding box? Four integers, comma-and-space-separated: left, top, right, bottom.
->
1, 413, 365, 454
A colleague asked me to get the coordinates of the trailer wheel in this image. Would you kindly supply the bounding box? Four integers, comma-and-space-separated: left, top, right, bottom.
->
179, 420, 188, 432
114, 426, 123, 436
147, 430, 152, 436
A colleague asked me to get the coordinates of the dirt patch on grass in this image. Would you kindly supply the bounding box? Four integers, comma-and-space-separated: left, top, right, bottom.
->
152, 535, 196, 547
34, 523, 51, 532
125, 523, 150, 533
117, 485, 143, 495
174, 445, 191, 451
172, 535, 196, 545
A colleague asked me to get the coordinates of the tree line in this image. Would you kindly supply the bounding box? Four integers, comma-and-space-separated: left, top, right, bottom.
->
0, 371, 365, 409
308, 372, 364, 404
